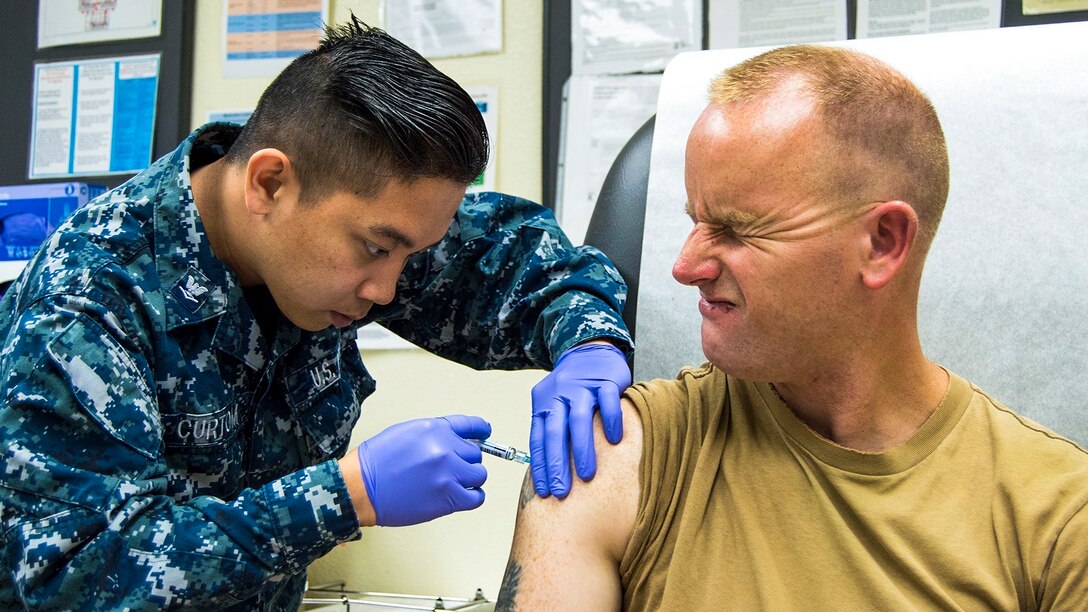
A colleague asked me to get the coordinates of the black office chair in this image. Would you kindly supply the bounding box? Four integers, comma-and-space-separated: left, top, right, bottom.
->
583, 115, 655, 347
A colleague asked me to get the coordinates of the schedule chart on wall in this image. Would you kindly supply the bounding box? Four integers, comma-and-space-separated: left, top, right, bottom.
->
223, 0, 328, 77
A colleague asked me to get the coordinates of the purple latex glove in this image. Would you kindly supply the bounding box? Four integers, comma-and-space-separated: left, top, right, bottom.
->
530, 343, 631, 498
357, 415, 491, 527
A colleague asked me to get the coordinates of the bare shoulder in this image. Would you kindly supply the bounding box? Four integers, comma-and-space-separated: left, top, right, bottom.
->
532, 397, 642, 552
495, 399, 643, 611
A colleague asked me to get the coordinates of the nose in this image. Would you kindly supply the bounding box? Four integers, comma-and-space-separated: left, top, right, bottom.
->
358, 261, 402, 306
672, 230, 719, 286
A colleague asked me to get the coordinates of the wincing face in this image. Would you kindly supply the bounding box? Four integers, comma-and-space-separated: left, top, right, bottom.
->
672, 97, 873, 382
252, 175, 465, 332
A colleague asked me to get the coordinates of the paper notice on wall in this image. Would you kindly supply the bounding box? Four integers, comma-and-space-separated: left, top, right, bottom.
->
465, 86, 499, 193
223, 0, 327, 78
38, 0, 162, 48
1023, 0, 1088, 13
572, 0, 702, 75
709, 0, 847, 49
557, 73, 661, 245
857, 0, 1000, 38
29, 55, 160, 179
207, 109, 254, 125
382, 0, 502, 58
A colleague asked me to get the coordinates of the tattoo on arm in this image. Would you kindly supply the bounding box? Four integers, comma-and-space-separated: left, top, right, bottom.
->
518, 469, 535, 510
496, 471, 534, 610
494, 558, 522, 612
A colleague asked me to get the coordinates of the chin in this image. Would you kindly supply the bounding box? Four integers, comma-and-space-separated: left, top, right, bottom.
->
701, 343, 731, 372
701, 336, 755, 378
285, 313, 329, 332
701, 326, 731, 365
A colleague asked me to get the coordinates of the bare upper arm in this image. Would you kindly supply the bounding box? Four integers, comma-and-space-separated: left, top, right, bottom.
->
495, 398, 643, 611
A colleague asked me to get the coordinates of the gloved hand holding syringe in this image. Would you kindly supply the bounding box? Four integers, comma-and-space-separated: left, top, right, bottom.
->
472, 439, 531, 464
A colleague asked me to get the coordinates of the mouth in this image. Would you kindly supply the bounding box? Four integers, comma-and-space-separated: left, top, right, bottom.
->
330, 311, 357, 329
698, 295, 737, 316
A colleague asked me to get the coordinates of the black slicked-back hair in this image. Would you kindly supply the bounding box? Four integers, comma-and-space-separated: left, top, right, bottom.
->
226, 15, 489, 202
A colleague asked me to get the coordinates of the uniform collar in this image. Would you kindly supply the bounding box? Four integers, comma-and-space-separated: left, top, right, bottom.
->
149, 124, 320, 368
152, 123, 242, 332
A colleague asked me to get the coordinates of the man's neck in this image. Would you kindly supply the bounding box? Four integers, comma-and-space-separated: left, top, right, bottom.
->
191, 158, 251, 284
772, 350, 949, 453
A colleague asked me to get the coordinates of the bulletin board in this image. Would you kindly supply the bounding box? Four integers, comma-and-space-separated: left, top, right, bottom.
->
541, 0, 1088, 210
0, 1, 195, 190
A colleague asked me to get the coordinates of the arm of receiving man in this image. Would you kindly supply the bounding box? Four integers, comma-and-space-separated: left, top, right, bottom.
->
494, 398, 643, 610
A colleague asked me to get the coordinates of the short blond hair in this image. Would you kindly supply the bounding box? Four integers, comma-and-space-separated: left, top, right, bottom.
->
709, 45, 949, 250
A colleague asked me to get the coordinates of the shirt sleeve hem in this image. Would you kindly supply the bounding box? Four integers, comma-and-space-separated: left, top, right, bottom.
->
261, 460, 362, 573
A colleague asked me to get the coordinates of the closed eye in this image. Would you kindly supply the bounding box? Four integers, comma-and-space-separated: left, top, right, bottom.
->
364, 241, 390, 258
705, 222, 743, 240
685, 202, 757, 238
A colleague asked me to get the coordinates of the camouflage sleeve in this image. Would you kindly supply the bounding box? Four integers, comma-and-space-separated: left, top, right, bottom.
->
366, 191, 633, 370
0, 295, 359, 609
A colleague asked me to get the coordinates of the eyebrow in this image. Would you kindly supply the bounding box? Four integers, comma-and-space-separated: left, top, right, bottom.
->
684, 200, 760, 227
370, 224, 416, 250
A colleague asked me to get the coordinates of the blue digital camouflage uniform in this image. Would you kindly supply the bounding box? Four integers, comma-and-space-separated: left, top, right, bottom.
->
0, 124, 631, 610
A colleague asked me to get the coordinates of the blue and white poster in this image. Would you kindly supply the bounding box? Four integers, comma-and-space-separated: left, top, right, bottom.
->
29, 54, 160, 179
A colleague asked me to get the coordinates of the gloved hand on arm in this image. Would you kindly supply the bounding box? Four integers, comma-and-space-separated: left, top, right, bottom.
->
354, 415, 491, 527
529, 342, 632, 498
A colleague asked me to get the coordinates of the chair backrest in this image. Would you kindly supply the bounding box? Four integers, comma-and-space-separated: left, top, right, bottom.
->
584, 116, 655, 344
602, 23, 1088, 446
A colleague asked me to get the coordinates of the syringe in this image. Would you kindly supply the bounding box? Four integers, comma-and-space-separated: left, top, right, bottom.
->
472, 439, 531, 464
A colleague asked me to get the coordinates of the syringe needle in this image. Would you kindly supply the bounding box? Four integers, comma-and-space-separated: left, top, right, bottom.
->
472, 439, 531, 464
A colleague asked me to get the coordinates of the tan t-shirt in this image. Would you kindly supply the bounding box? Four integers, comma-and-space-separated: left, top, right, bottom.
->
620, 363, 1088, 611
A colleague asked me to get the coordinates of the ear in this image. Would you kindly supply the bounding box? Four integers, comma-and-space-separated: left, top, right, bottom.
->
859, 200, 918, 290
242, 149, 297, 216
